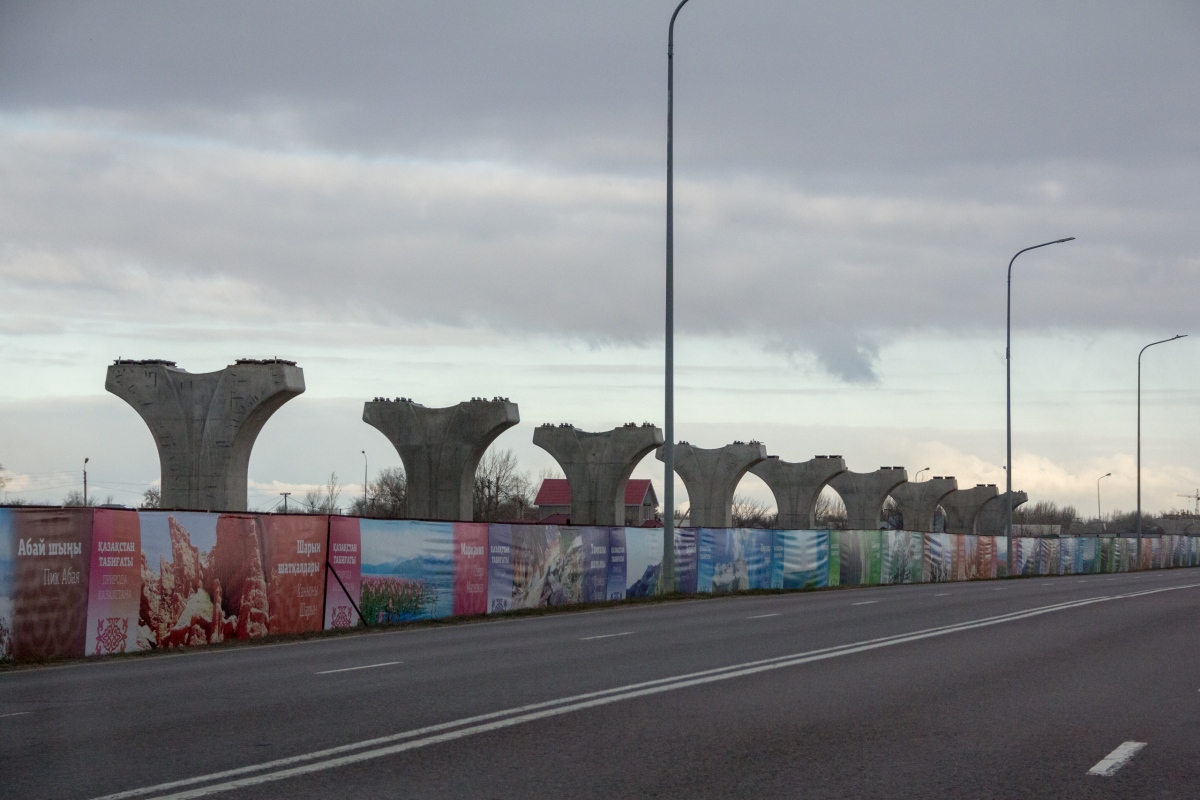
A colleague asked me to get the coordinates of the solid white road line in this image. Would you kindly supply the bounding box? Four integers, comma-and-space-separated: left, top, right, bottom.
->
92, 582, 1200, 800
851, 601, 878, 606
747, 613, 780, 619
1087, 741, 1147, 776
0, 711, 31, 718
315, 661, 402, 675
580, 632, 633, 641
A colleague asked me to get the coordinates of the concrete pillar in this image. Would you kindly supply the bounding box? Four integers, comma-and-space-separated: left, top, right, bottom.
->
106, 358, 305, 512
533, 423, 663, 526
940, 484, 998, 535
891, 476, 958, 532
977, 490, 1028, 536
363, 396, 519, 521
749, 455, 846, 529
657, 441, 768, 528
828, 467, 908, 530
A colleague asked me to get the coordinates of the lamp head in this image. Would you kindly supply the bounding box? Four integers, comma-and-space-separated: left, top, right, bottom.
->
1056, 237, 1076, 244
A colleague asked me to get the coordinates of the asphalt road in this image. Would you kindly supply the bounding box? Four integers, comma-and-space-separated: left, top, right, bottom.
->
3, 569, 1200, 799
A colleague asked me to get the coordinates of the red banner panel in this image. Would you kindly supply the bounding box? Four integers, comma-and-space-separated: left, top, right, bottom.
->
10, 508, 93, 661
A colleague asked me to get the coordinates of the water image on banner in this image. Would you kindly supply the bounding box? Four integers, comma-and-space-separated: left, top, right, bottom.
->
360, 519, 455, 622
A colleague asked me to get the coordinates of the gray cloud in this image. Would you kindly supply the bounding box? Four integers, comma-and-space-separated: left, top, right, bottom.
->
1, 1, 1199, 382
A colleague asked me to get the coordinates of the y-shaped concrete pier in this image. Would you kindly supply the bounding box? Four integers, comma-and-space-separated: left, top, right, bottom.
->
657, 441, 768, 528
977, 490, 1028, 536
533, 423, 663, 526
891, 476, 958, 532
828, 467, 909, 531
363, 396, 519, 521
940, 484, 998, 535
106, 358, 305, 512
749, 456, 847, 529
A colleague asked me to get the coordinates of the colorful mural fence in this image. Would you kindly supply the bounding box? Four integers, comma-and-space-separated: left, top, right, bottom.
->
3, 503, 1200, 662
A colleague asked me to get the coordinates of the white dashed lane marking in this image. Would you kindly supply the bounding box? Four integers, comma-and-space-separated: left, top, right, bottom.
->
581, 632, 633, 641
1088, 741, 1146, 776
316, 661, 402, 675
747, 613, 780, 619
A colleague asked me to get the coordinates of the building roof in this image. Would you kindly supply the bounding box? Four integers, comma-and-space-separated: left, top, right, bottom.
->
534, 478, 656, 507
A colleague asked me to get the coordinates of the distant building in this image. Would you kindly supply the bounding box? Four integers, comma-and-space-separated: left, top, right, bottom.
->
533, 478, 659, 526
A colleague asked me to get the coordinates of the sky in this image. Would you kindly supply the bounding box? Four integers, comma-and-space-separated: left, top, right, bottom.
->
1, 1, 1199, 518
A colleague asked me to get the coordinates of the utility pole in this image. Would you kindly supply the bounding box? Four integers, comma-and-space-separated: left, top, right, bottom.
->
662, 0, 692, 595
280, 491, 291, 513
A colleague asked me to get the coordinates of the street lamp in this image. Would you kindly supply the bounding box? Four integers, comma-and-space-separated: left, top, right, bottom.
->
83, 457, 89, 506
914, 467, 931, 482
362, 450, 368, 509
1006, 236, 1074, 575
663, 0, 692, 594
1096, 472, 1111, 533
1137, 334, 1187, 556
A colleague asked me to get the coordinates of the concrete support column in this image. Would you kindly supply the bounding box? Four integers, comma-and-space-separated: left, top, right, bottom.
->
749, 456, 847, 529
828, 467, 909, 531
533, 423, 663, 526
363, 396, 519, 521
657, 441, 768, 528
106, 358, 305, 512
940, 484, 999, 535
891, 476, 958, 532
978, 490, 1028, 536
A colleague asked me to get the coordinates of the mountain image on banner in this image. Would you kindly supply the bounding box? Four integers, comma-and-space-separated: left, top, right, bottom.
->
627, 563, 660, 598
362, 553, 453, 581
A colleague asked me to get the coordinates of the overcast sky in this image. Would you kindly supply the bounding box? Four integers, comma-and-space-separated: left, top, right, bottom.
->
1, 1, 1198, 517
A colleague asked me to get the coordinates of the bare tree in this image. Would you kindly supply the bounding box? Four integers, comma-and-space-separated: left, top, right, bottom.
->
63, 491, 114, 507
0, 464, 6, 495
474, 449, 535, 522
732, 493, 776, 528
1013, 501, 1077, 533
142, 486, 161, 509
813, 491, 847, 529
304, 472, 342, 514
349, 466, 407, 518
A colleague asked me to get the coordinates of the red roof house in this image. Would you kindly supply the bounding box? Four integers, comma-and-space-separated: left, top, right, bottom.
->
534, 478, 659, 526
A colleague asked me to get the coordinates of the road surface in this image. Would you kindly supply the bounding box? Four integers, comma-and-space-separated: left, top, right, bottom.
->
3, 569, 1198, 799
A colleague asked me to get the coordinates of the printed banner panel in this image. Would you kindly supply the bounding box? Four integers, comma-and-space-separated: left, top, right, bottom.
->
880, 531, 922, 585
486, 524, 593, 612
325, 516, 361, 629
623, 527, 664, 598
674, 528, 698, 595
137, 511, 329, 649
3, 508, 93, 661
772, 530, 830, 590
837, 530, 882, 586
696, 529, 774, 593
87, 509, 141, 656
923, 533, 954, 583
356, 519, 487, 623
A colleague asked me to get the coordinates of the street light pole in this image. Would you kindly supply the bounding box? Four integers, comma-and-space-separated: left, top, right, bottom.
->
1096, 472, 1111, 533
362, 450, 368, 509
1006, 237, 1074, 575
83, 457, 89, 506
663, 0, 692, 594
914, 467, 931, 482
1137, 334, 1186, 558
